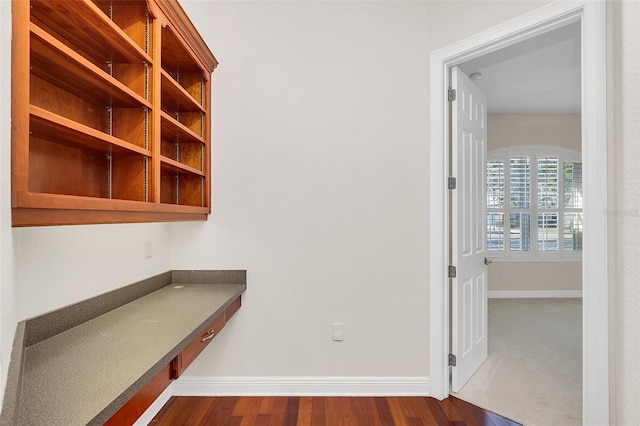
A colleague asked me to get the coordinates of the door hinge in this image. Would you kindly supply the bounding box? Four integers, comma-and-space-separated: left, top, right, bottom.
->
449, 353, 457, 367
448, 88, 456, 102
448, 177, 456, 190
448, 265, 457, 278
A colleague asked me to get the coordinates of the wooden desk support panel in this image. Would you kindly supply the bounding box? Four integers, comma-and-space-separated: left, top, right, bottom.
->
103, 363, 173, 426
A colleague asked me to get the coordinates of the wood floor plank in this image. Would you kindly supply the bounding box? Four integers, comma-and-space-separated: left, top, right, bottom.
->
362, 396, 382, 426
231, 395, 262, 425
336, 396, 351, 425
385, 397, 405, 424
409, 397, 439, 425
374, 397, 395, 426
323, 396, 342, 425
449, 396, 497, 426
296, 397, 312, 425
259, 397, 277, 415
226, 416, 242, 426
349, 396, 380, 426
310, 397, 326, 425
255, 413, 272, 426
423, 396, 453, 426
349, 397, 365, 426
396, 397, 437, 425
268, 397, 289, 426
233, 396, 262, 415
397, 396, 417, 419
406, 417, 425, 426
440, 397, 465, 421
202, 396, 238, 425
283, 397, 300, 426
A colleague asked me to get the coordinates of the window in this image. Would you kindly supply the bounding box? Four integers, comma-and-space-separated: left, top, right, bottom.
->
487, 146, 582, 259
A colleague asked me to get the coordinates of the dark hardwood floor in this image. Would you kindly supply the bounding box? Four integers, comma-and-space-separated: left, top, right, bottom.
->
150, 396, 521, 425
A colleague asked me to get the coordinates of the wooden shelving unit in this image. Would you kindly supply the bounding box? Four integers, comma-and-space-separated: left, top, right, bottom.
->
11, 0, 217, 226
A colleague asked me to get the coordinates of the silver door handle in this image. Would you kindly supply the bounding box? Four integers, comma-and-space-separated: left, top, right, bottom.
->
484, 258, 492, 266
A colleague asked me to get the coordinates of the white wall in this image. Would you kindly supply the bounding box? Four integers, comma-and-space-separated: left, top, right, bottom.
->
489, 262, 581, 292
13, 223, 171, 321
424, 1, 551, 52
171, 1, 431, 377
170, 0, 550, 380
609, 1, 640, 424
488, 113, 581, 151
0, 0, 15, 405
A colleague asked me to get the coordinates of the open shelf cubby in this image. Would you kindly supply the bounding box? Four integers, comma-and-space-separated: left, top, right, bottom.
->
160, 162, 205, 207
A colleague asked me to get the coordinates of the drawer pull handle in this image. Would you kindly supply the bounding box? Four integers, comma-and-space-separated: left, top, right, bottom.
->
201, 330, 215, 342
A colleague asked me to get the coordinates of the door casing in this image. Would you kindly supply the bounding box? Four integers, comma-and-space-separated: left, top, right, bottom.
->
428, 2, 608, 425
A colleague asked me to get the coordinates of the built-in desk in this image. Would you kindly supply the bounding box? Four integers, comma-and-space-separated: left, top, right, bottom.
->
0, 270, 246, 426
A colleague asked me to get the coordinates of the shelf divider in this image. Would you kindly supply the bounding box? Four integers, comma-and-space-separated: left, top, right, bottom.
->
30, 105, 152, 157
30, 0, 152, 64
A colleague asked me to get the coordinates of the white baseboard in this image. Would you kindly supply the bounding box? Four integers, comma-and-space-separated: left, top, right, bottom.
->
488, 290, 582, 298
171, 376, 431, 397
132, 376, 431, 425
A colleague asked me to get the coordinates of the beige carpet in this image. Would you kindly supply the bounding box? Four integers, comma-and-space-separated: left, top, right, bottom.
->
452, 298, 582, 426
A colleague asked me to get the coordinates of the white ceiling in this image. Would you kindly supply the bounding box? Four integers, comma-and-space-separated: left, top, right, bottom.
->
458, 22, 581, 114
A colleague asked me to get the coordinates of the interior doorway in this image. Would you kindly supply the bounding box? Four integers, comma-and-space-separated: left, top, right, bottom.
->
448, 24, 585, 419
428, 2, 608, 426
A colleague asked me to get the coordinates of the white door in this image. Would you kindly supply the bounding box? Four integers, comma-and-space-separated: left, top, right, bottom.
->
450, 67, 488, 393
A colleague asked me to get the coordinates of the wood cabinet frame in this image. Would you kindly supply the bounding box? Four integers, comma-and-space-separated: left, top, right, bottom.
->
11, 0, 217, 226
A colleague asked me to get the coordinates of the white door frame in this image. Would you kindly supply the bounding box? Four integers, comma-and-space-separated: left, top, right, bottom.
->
428, 2, 608, 425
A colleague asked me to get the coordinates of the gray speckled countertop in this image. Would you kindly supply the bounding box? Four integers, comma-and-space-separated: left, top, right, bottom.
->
16, 281, 245, 426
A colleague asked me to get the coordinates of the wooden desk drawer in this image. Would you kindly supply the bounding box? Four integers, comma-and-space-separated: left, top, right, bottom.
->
171, 295, 242, 379
171, 313, 224, 379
